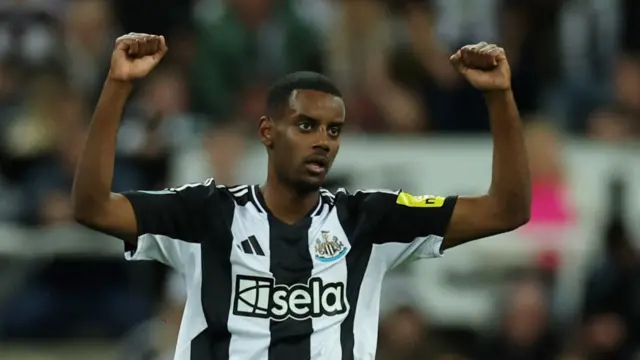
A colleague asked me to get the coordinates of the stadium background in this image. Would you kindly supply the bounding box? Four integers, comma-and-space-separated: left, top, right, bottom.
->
0, 0, 638, 359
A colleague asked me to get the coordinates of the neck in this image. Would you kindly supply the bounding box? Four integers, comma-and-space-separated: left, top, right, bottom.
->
261, 175, 319, 224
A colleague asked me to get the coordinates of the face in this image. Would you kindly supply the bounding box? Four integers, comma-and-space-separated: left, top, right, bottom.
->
259, 89, 346, 194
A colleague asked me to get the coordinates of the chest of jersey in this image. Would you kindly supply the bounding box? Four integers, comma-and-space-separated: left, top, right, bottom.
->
188, 186, 394, 359
227, 203, 351, 324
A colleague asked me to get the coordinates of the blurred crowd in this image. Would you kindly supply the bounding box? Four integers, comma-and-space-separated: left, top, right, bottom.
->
0, 0, 638, 359
0, 0, 639, 226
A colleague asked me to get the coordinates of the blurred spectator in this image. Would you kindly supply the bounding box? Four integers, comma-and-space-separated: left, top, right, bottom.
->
390, 0, 542, 133
189, 0, 323, 126
621, 0, 640, 54
0, 259, 151, 340
477, 274, 560, 360
0, 0, 63, 68
614, 55, 640, 112
290, 0, 335, 34
20, 88, 143, 226
389, 0, 465, 132
524, 120, 575, 227
587, 106, 638, 142
551, 0, 619, 132
0, 58, 22, 116
62, 0, 114, 102
581, 179, 639, 360
324, 1, 424, 132
377, 306, 430, 360
203, 125, 246, 185
497, 0, 565, 119
0, 58, 24, 181
2, 70, 68, 160
377, 305, 473, 360
0, 172, 21, 221
521, 120, 576, 271
616, 0, 640, 111
118, 66, 203, 189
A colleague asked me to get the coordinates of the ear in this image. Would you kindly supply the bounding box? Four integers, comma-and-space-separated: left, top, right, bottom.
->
259, 116, 274, 148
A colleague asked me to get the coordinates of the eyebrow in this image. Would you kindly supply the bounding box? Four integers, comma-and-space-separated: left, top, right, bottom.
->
296, 114, 344, 126
296, 114, 319, 123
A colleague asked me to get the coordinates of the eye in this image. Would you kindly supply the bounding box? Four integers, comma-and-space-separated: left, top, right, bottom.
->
298, 121, 313, 132
328, 126, 341, 137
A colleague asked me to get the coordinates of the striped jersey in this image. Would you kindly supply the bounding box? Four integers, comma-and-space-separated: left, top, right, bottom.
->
122, 179, 457, 360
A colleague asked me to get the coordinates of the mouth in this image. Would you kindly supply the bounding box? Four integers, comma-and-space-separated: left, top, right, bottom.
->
304, 156, 328, 175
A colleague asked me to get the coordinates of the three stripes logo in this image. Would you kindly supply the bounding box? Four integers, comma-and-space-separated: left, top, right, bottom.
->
238, 235, 265, 256
224, 184, 250, 197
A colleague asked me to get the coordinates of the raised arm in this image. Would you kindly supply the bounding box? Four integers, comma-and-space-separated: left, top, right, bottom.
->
71, 33, 168, 243
443, 42, 531, 249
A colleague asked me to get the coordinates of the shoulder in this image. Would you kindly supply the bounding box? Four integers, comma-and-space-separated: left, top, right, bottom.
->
163, 177, 218, 196
126, 178, 219, 206
329, 188, 400, 212
214, 184, 256, 207
334, 188, 400, 201
139, 180, 260, 213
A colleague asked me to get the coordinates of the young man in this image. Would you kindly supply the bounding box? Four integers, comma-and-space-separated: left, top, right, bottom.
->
72, 33, 530, 360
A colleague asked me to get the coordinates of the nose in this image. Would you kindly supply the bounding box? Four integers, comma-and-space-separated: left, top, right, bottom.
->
313, 128, 331, 153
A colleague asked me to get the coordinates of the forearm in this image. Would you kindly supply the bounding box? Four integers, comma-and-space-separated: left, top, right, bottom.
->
72, 79, 133, 216
485, 90, 531, 223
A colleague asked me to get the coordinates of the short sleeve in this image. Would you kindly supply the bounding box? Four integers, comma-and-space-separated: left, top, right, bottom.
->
121, 178, 217, 271
351, 189, 457, 267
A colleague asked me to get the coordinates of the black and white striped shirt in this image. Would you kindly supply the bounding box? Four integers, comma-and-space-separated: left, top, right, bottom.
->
122, 178, 457, 360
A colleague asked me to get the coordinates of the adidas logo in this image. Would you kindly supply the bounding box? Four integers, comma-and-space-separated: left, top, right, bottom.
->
237, 235, 265, 256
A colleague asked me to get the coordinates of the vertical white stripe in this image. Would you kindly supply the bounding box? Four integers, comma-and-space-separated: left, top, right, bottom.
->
351, 245, 388, 360
309, 207, 349, 359
172, 244, 208, 360
227, 204, 272, 360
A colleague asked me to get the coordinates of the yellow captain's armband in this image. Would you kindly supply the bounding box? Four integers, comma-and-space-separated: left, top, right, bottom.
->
395, 192, 445, 208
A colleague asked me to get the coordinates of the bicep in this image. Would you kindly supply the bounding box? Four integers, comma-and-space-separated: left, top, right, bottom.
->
78, 193, 138, 244
443, 195, 516, 250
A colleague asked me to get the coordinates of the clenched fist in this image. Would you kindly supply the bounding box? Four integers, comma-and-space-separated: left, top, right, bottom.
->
109, 33, 168, 82
450, 42, 510, 92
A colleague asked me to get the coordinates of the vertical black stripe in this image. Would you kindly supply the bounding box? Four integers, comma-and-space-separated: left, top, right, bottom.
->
248, 235, 265, 256
240, 239, 253, 254
338, 197, 374, 360
268, 216, 314, 360
192, 191, 236, 360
